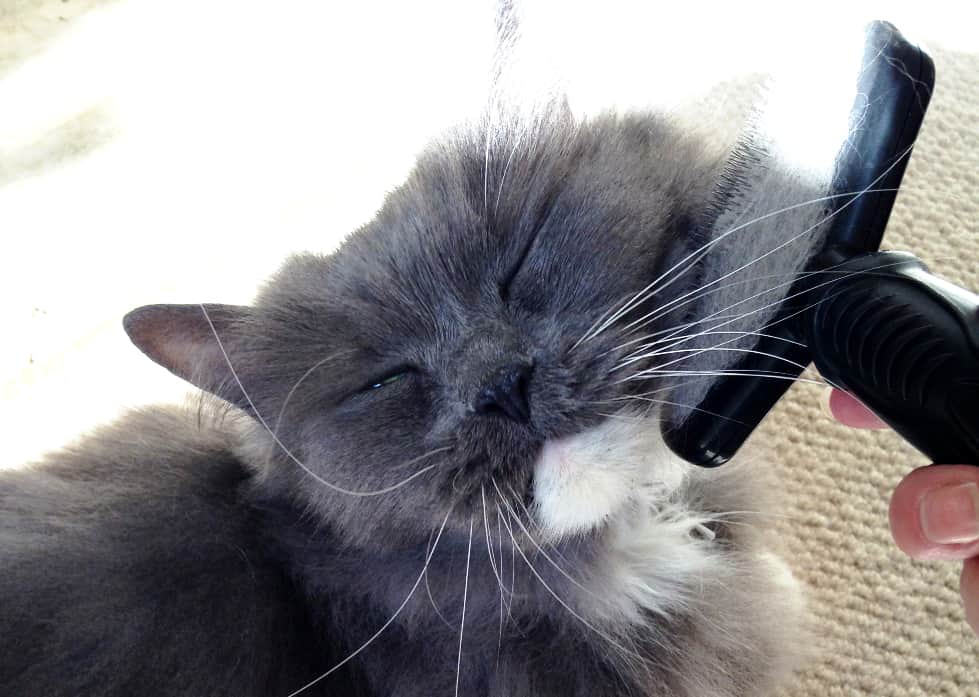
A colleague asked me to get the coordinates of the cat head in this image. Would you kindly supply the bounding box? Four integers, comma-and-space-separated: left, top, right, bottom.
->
124, 111, 722, 547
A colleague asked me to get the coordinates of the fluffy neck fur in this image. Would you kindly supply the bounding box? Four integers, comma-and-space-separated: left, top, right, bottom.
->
231, 404, 803, 697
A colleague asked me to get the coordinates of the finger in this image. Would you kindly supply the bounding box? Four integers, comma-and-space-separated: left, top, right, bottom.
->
961, 558, 979, 637
826, 388, 888, 429
889, 465, 979, 561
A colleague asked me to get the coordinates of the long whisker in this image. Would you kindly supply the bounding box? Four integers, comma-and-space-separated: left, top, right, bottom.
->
571, 186, 899, 349
642, 261, 897, 349
654, 147, 906, 328
613, 330, 805, 370
495, 508, 506, 659
495, 496, 649, 667
455, 516, 474, 697
499, 508, 517, 621
572, 290, 642, 354
424, 527, 455, 631
622, 346, 810, 375
576, 152, 913, 352
619, 369, 826, 386
481, 487, 510, 601
501, 482, 545, 537
496, 479, 673, 678
284, 507, 454, 697
604, 250, 959, 361
613, 160, 907, 344
598, 312, 755, 358
201, 304, 449, 497
588, 397, 748, 425
493, 483, 600, 603
272, 351, 350, 437
618, 259, 907, 387
502, 482, 580, 573
614, 270, 813, 347
606, 264, 858, 350
605, 380, 708, 401
633, 328, 806, 354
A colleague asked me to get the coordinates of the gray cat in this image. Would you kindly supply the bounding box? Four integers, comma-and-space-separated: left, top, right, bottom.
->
0, 12, 807, 697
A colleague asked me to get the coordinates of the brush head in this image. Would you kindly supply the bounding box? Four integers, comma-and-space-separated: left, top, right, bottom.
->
662, 21, 935, 467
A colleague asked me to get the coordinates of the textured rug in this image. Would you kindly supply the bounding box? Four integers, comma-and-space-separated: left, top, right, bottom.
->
768, 39, 979, 696
2, 3, 977, 695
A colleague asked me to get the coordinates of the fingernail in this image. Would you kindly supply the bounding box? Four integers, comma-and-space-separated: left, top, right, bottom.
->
920, 482, 979, 545
819, 386, 834, 419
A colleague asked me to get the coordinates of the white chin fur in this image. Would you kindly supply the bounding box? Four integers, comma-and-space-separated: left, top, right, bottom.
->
530, 413, 806, 685
532, 414, 686, 540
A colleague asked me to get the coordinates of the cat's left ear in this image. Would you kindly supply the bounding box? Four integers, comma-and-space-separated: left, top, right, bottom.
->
123, 303, 253, 408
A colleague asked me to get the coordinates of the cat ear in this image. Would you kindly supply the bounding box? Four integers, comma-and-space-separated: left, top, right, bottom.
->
123, 303, 252, 407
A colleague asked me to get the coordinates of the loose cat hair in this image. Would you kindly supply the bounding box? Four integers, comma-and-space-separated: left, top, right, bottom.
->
0, 7, 812, 696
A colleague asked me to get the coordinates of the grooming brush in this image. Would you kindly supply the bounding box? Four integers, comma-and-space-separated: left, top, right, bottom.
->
661, 21, 979, 467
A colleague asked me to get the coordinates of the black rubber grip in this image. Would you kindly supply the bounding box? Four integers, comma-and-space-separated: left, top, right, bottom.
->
661, 21, 935, 468
808, 251, 979, 463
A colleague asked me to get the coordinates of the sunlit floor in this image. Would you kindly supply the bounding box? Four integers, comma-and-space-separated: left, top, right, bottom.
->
1, 1, 978, 695
0, 1, 504, 467
1, 1, 974, 467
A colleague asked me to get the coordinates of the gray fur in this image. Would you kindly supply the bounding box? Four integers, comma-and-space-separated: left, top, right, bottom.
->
667, 30, 872, 422
0, 19, 813, 693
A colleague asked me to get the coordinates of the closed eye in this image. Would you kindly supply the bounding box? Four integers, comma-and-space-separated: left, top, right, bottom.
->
363, 367, 413, 392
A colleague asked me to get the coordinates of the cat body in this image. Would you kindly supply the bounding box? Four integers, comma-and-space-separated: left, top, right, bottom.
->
0, 400, 798, 697
0, 0, 848, 687
0, 102, 804, 695
0, 408, 335, 695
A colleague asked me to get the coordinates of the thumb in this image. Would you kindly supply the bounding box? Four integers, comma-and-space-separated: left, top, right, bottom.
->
890, 465, 979, 561
826, 388, 888, 429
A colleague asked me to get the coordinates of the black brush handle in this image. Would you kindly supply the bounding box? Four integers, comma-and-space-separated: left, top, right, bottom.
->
661, 21, 934, 468
809, 251, 979, 463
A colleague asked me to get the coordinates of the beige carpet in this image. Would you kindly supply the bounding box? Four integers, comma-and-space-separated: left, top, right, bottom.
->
1, 2, 977, 695
767, 39, 979, 695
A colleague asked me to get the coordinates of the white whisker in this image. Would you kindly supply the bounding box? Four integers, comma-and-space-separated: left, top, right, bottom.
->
624, 346, 810, 375
600, 379, 712, 402
614, 330, 805, 370
616, 258, 907, 389
495, 495, 656, 674
200, 304, 449, 497
589, 396, 748, 425
272, 351, 351, 437
284, 507, 454, 697
638, 261, 889, 348
493, 481, 610, 610
572, 186, 901, 349
496, 508, 506, 659
609, 262, 873, 347
653, 143, 914, 338
481, 487, 510, 601
620, 369, 826, 386
502, 481, 580, 574
600, 307, 812, 358
455, 516, 474, 697
424, 527, 455, 631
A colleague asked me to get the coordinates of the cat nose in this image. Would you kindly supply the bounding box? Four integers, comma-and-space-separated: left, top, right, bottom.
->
473, 363, 533, 424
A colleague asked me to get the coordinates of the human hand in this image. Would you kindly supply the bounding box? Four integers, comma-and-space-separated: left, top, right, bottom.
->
827, 388, 979, 636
